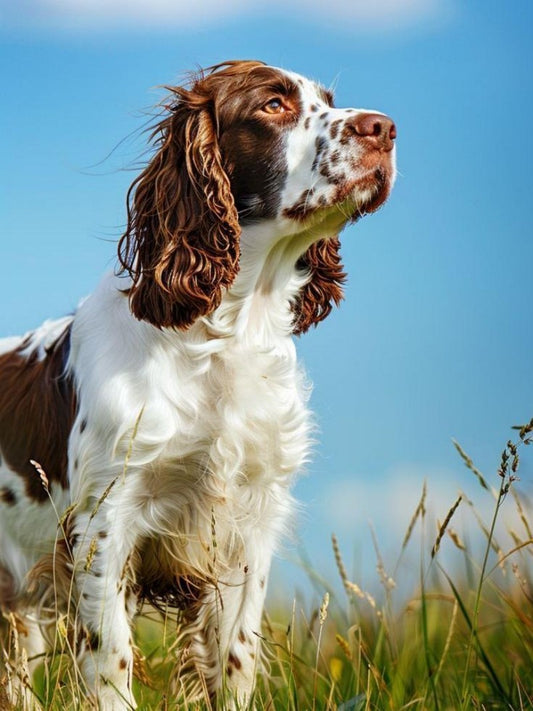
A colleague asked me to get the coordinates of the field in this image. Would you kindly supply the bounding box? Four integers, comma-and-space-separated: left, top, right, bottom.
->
2, 419, 532, 710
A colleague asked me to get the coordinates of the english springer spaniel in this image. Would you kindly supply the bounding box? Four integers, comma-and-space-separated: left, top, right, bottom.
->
0, 60, 396, 709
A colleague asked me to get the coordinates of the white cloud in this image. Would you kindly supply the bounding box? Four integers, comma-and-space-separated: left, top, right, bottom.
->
3, 0, 450, 32
323, 462, 530, 571
325, 465, 452, 553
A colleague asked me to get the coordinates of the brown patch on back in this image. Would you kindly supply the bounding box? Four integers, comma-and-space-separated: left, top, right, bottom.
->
0, 326, 76, 501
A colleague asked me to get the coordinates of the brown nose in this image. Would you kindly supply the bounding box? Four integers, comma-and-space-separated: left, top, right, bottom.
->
347, 113, 396, 152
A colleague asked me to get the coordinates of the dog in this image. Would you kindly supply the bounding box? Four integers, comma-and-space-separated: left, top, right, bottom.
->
0, 60, 396, 709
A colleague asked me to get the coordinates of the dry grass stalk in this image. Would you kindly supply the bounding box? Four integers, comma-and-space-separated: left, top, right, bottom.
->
434, 599, 459, 681
345, 580, 364, 599
464, 497, 503, 557
512, 417, 533, 442
335, 633, 352, 661
319, 592, 329, 625
121, 405, 145, 480
431, 495, 462, 558
84, 537, 98, 573
446, 527, 466, 551
332, 534, 378, 608
30, 459, 49, 491
402, 480, 427, 551
90, 407, 145, 523
90, 476, 120, 520
452, 440, 492, 494
511, 488, 533, 540
331, 533, 350, 593
369, 526, 396, 592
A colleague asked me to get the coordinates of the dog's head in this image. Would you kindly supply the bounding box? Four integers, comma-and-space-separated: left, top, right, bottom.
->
118, 60, 396, 332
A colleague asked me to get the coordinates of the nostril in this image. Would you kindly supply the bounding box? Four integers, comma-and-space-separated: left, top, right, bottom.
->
349, 112, 396, 150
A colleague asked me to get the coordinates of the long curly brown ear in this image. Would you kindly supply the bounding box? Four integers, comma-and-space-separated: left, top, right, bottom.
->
292, 237, 346, 335
118, 88, 240, 329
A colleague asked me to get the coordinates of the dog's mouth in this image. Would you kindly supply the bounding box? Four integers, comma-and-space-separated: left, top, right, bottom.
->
347, 167, 393, 218
282, 160, 395, 227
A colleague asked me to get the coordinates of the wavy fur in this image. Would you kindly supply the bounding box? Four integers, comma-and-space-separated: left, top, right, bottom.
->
118, 74, 241, 329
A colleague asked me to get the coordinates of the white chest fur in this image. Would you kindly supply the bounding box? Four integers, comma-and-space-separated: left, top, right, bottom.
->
68, 274, 312, 570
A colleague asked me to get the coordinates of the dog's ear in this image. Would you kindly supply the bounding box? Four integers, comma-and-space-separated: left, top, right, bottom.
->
118, 89, 240, 330
292, 237, 346, 335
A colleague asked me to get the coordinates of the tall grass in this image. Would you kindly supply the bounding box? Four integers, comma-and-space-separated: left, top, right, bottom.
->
2, 418, 532, 709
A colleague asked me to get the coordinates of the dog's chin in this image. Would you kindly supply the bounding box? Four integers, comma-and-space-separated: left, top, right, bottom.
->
283, 169, 393, 232
343, 170, 393, 220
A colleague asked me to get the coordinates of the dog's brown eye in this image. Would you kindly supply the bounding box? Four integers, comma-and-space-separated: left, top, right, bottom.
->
263, 98, 286, 114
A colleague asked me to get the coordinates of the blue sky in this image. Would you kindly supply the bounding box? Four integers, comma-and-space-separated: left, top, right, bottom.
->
1, 1, 532, 596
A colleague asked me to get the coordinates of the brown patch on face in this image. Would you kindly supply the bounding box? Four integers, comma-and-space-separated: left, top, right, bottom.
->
0, 326, 76, 501
119, 658, 128, 670
0, 487, 16, 506
283, 189, 315, 222
319, 86, 335, 107
329, 120, 342, 140
238, 629, 246, 643
312, 136, 327, 172
215, 65, 301, 224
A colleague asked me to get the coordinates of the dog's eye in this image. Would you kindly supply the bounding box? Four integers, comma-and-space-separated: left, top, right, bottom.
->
263, 98, 286, 114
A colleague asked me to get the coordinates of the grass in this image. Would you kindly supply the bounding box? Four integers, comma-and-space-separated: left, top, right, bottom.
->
2, 417, 532, 709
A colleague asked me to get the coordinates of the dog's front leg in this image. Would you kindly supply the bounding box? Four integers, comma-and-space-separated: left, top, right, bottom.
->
71, 498, 141, 711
